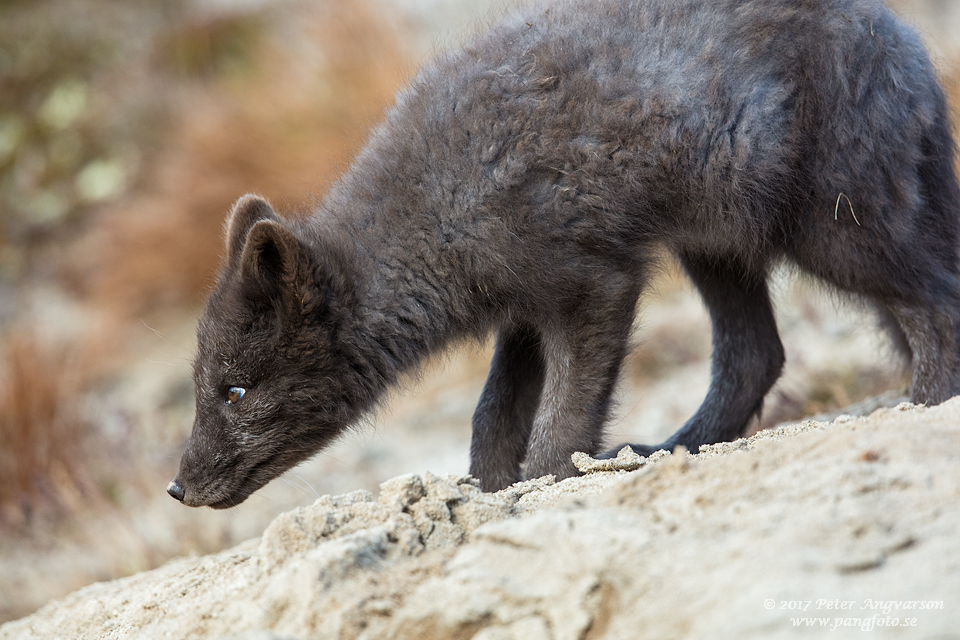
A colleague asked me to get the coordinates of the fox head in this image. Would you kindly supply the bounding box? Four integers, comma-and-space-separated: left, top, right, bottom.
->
168, 195, 360, 508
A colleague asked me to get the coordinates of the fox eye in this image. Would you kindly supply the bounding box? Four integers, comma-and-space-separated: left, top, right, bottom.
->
225, 387, 246, 405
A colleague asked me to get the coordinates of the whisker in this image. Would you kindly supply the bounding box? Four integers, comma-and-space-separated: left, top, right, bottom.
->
279, 476, 314, 501
144, 358, 182, 367
141, 319, 195, 356
141, 318, 168, 340
293, 473, 323, 500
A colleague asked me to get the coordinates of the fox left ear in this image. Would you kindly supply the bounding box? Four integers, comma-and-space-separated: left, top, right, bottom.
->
237, 218, 336, 324
226, 195, 277, 270
239, 219, 310, 303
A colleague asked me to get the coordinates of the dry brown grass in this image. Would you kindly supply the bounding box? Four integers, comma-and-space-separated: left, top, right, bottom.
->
0, 333, 97, 526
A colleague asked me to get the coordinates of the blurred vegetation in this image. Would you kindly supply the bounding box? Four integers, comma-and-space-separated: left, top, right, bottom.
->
0, 0, 169, 282
0, 0, 410, 527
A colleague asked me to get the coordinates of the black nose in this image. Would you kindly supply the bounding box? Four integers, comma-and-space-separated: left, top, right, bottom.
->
166, 479, 185, 502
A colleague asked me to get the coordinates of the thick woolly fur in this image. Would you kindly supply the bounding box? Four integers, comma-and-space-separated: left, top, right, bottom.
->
172, 0, 960, 506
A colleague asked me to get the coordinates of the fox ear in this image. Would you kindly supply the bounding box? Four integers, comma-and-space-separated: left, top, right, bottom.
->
226, 195, 277, 269
239, 220, 309, 303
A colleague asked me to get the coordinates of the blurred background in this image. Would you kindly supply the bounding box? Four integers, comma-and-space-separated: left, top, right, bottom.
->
0, 0, 957, 623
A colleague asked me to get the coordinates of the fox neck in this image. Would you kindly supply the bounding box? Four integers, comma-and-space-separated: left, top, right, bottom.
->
321, 171, 488, 412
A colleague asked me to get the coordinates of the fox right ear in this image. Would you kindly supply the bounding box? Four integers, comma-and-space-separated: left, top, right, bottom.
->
225, 195, 277, 269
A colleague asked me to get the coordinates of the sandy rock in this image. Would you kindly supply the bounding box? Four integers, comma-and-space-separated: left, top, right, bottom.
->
571, 445, 646, 473
4, 399, 960, 639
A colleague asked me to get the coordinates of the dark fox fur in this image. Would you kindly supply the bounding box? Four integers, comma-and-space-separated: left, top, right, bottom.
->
168, 0, 960, 507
